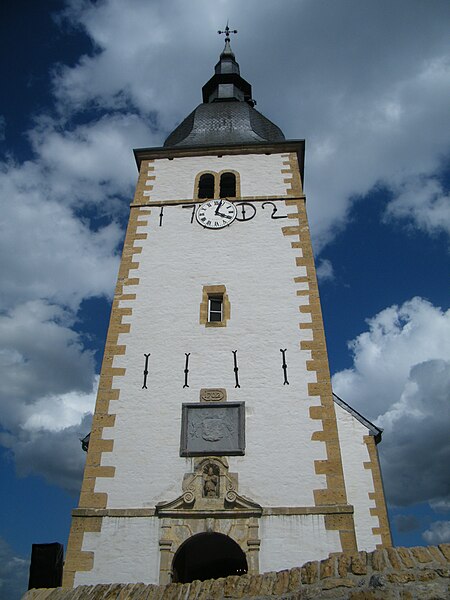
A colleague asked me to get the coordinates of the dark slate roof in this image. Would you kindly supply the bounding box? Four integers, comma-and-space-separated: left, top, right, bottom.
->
163, 37, 285, 148
164, 101, 285, 147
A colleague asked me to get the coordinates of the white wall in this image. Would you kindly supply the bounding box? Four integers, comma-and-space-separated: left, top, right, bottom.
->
259, 515, 341, 572
75, 517, 160, 586
146, 154, 289, 201
96, 152, 327, 509
335, 403, 382, 550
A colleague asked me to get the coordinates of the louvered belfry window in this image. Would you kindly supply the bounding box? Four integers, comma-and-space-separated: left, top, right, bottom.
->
198, 173, 215, 199
220, 172, 236, 198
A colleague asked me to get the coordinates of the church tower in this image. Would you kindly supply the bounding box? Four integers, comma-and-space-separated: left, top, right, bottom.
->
64, 30, 391, 588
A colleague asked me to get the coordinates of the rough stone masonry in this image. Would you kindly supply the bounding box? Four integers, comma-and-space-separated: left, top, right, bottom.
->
23, 544, 450, 599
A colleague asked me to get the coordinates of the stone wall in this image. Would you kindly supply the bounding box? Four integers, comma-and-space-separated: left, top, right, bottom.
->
23, 544, 450, 599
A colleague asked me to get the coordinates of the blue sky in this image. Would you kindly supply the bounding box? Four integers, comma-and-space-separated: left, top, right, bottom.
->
1, 1, 449, 597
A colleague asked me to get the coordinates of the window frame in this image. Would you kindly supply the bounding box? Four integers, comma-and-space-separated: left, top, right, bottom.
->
208, 296, 223, 323
200, 285, 230, 328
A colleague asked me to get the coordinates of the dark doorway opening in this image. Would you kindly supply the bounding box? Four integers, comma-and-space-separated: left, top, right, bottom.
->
172, 533, 248, 583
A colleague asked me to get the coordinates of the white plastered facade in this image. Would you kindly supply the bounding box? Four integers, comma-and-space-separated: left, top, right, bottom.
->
74, 151, 385, 586
335, 403, 383, 550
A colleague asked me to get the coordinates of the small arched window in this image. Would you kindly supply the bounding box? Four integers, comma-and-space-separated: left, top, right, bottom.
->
220, 172, 236, 198
198, 173, 215, 199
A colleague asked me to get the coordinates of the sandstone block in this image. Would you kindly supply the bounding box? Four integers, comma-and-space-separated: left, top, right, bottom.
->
86, 583, 113, 598
246, 575, 263, 597
187, 580, 202, 599
196, 580, 213, 600
411, 546, 432, 563
210, 579, 227, 600
417, 570, 437, 581
160, 583, 179, 600
436, 568, 450, 578
438, 543, 450, 561
288, 567, 302, 592
319, 557, 335, 578
351, 552, 368, 575
386, 547, 402, 570
175, 584, 190, 600
396, 548, 415, 568
321, 577, 355, 589
301, 561, 318, 584
428, 546, 447, 564
386, 572, 415, 584
259, 572, 276, 596
223, 575, 241, 598
371, 549, 387, 571
233, 575, 251, 597
272, 570, 290, 595
71, 585, 95, 600
103, 583, 124, 598
338, 553, 351, 577
130, 583, 151, 600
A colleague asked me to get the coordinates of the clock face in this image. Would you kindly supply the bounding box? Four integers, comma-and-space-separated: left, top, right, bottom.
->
196, 199, 237, 229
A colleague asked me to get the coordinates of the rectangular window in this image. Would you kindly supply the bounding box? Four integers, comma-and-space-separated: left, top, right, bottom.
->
208, 297, 223, 322
200, 285, 229, 328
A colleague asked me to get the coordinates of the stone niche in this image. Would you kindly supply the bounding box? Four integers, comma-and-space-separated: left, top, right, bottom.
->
155, 456, 262, 584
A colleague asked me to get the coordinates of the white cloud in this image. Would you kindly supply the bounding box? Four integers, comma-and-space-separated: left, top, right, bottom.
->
385, 178, 450, 237
332, 298, 450, 507
430, 499, 450, 513
5, 414, 93, 495
423, 521, 450, 545
0, 301, 95, 424
0, 301, 97, 490
28, 113, 159, 209
377, 359, 450, 507
316, 258, 334, 282
332, 298, 450, 419
0, 185, 121, 311
22, 377, 98, 433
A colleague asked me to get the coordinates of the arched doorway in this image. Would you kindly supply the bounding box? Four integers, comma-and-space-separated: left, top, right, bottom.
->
172, 532, 248, 583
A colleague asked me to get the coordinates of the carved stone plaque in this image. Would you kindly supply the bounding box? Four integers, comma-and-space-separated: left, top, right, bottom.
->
180, 402, 245, 456
199, 388, 227, 402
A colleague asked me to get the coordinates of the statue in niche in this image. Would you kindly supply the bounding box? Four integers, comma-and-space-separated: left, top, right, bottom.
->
203, 464, 219, 498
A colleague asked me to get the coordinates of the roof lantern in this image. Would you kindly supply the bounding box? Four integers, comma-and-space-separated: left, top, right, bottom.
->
164, 25, 285, 147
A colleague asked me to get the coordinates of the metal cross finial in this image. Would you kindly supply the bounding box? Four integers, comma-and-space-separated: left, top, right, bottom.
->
218, 23, 237, 41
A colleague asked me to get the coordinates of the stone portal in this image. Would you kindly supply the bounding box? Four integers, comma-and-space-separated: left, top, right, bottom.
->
172, 532, 248, 583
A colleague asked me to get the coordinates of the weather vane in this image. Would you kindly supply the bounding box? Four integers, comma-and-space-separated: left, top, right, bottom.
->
218, 22, 237, 41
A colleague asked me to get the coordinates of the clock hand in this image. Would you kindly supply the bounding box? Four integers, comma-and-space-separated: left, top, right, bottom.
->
214, 200, 223, 216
